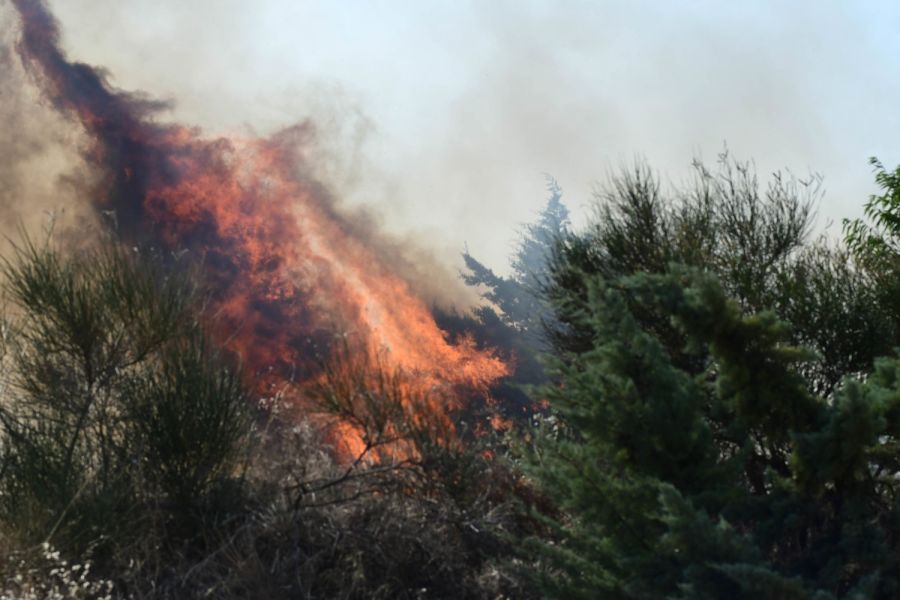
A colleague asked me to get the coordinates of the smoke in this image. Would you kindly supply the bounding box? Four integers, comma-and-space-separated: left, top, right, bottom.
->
6, 0, 900, 315
0, 3, 99, 250
406, 0, 900, 255
33, 0, 900, 271
1, 0, 477, 312
4, 0, 508, 429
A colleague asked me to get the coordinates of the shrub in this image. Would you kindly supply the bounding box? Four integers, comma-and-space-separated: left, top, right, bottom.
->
0, 236, 251, 557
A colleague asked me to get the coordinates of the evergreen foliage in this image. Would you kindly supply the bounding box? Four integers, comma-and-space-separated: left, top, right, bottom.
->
525, 155, 900, 598
527, 266, 900, 598
463, 176, 570, 350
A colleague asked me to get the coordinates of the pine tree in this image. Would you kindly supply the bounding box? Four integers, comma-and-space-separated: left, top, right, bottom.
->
527, 266, 900, 598
463, 177, 570, 349
454, 178, 571, 425
524, 155, 900, 598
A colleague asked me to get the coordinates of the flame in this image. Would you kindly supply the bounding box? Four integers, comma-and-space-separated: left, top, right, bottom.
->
10, 0, 508, 454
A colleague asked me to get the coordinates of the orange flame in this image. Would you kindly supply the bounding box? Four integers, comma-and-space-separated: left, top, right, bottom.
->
11, 0, 509, 455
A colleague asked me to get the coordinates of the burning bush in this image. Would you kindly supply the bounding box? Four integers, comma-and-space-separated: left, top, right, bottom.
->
8, 0, 510, 451
0, 234, 537, 599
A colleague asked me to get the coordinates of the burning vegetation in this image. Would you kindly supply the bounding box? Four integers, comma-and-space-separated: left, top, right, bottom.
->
10, 0, 510, 458
6, 2, 900, 599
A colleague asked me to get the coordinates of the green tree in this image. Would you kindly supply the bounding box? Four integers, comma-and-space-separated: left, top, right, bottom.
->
547, 153, 897, 396
843, 157, 900, 328
527, 267, 900, 598
463, 177, 570, 350
524, 155, 900, 597
458, 178, 570, 421
844, 157, 900, 261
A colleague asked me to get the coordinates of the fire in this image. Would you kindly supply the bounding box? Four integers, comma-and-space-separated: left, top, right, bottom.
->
10, 0, 509, 454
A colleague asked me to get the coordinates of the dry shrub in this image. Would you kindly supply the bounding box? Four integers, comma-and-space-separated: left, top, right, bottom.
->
0, 237, 541, 598
109, 374, 537, 599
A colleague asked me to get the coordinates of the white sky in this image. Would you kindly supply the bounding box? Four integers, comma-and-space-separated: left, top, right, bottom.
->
37, 0, 900, 273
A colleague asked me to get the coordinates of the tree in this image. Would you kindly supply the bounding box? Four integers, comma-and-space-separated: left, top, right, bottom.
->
0, 236, 251, 553
547, 153, 898, 396
456, 178, 571, 423
463, 176, 570, 351
526, 267, 900, 598
524, 155, 900, 597
843, 157, 900, 329
844, 157, 900, 262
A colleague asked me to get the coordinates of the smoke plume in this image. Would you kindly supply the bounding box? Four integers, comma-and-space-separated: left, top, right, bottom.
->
5, 0, 509, 451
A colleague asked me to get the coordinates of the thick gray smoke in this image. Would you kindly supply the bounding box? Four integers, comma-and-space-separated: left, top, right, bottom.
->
0, 0, 478, 310
7, 0, 900, 277
35, 0, 900, 270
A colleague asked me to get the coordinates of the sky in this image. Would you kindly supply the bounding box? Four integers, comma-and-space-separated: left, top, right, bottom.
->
14, 0, 900, 273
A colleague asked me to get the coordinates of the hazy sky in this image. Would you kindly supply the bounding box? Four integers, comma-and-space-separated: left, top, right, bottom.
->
27, 0, 900, 272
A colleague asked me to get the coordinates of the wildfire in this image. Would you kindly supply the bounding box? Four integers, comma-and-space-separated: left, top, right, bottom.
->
10, 0, 509, 454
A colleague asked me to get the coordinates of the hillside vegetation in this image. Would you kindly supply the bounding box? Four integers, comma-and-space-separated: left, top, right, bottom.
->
3, 154, 900, 599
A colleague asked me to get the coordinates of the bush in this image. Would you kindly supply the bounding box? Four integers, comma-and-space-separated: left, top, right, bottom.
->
0, 235, 536, 598
0, 236, 251, 557
526, 267, 900, 597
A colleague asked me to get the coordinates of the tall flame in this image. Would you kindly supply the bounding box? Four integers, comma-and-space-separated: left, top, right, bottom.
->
10, 0, 508, 452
